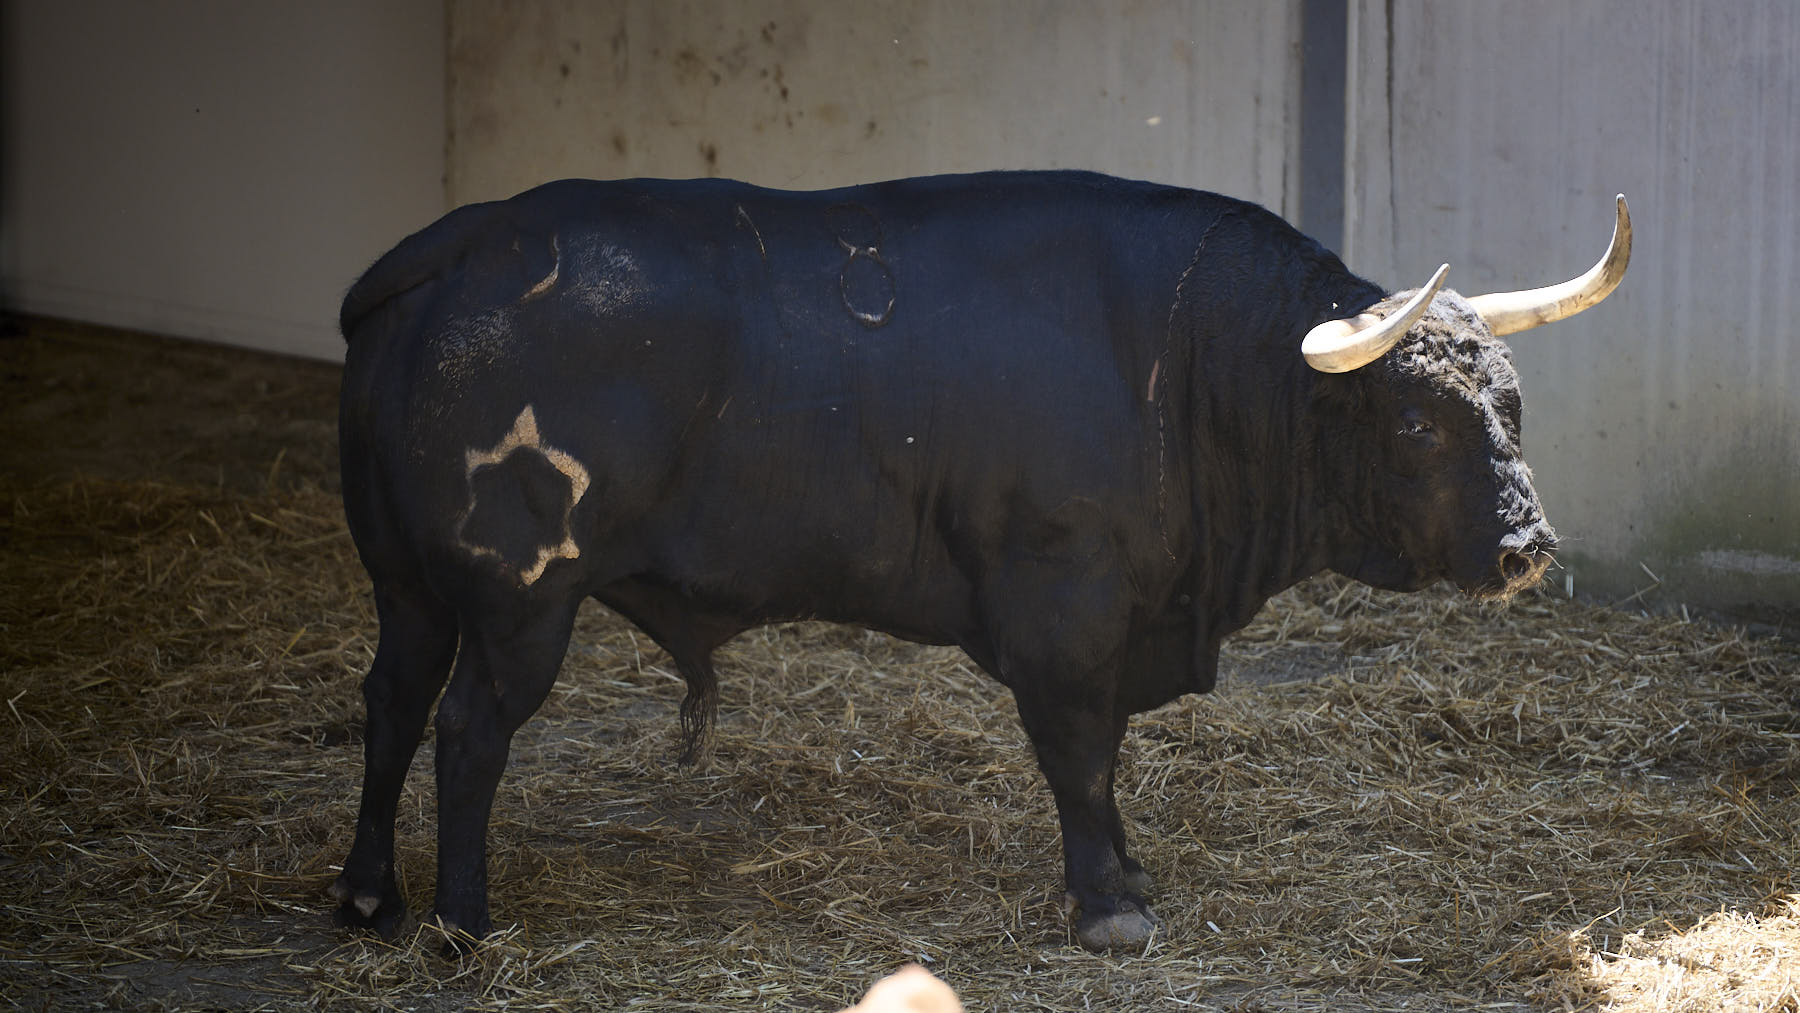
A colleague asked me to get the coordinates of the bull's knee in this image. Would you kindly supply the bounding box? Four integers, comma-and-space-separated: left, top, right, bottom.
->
434, 692, 472, 738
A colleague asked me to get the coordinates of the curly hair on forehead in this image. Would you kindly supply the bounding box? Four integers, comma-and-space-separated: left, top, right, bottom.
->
1383, 293, 1518, 390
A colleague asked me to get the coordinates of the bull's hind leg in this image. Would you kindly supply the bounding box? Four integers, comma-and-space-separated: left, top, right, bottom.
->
332, 584, 458, 935
430, 602, 578, 941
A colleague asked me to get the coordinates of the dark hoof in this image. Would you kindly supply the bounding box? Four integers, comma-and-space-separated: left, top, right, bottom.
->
329, 875, 408, 938
1069, 894, 1161, 953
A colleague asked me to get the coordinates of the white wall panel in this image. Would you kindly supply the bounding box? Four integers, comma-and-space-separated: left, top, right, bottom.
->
1, 1, 446, 361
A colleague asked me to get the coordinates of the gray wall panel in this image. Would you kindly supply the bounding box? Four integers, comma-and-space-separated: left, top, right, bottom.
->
1348, 0, 1799, 617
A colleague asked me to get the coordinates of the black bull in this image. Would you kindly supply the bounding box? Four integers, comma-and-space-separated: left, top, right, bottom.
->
329, 171, 1629, 951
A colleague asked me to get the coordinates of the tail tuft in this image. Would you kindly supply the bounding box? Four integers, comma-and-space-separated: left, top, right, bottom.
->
677, 666, 720, 767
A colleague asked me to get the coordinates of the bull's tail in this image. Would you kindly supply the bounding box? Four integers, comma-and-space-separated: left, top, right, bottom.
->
338, 199, 508, 341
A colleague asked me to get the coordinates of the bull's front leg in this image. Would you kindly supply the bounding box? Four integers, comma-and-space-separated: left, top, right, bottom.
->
1012, 689, 1160, 952
1101, 718, 1155, 899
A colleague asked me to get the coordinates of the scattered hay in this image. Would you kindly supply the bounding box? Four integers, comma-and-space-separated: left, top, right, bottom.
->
2, 324, 1797, 1010
1557, 895, 1800, 1011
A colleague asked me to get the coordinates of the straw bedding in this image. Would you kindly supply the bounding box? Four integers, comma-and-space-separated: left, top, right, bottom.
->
2, 320, 1796, 1011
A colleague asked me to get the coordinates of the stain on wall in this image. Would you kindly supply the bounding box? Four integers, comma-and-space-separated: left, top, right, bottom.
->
1602, 407, 1800, 623
446, 0, 1301, 208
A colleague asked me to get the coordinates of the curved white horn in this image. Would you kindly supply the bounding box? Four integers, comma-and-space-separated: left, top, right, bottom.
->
1302, 263, 1449, 374
1466, 195, 1632, 336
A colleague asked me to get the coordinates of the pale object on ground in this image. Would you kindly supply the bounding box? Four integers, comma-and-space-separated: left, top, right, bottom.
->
841, 966, 963, 1013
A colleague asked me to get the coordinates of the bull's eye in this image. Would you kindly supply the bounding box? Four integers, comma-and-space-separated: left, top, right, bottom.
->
1397, 409, 1439, 446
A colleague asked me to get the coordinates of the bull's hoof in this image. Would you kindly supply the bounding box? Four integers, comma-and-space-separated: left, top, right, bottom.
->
1069, 895, 1162, 953
329, 876, 408, 938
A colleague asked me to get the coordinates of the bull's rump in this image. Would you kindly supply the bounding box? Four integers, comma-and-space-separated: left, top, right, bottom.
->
340, 172, 1200, 631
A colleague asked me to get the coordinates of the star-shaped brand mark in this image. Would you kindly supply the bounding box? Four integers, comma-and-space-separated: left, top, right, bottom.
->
455, 405, 591, 586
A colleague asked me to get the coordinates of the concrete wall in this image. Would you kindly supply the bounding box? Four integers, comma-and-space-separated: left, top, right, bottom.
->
1, 1, 446, 360
446, 0, 1303, 211
1345, 1, 1799, 620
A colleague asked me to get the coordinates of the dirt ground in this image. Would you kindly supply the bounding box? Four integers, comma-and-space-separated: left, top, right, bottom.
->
3, 317, 1797, 1011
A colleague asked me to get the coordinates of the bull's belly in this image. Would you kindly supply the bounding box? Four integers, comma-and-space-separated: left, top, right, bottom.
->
623, 530, 981, 643
631, 521, 979, 646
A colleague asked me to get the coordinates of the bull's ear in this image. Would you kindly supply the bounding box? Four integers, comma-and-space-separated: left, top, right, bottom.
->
1466, 195, 1631, 336
1302, 264, 1449, 373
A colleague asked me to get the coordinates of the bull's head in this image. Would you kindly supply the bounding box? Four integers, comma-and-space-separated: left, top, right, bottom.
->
1305, 197, 1631, 599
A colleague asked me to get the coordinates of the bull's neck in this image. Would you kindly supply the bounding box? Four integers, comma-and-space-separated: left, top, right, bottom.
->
1152, 201, 1385, 633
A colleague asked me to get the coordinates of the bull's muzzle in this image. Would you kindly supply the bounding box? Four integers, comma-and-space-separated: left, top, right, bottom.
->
1488, 526, 1557, 599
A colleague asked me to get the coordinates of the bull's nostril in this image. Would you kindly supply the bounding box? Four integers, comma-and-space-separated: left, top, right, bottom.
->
1495, 526, 1556, 588
1499, 551, 1538, 583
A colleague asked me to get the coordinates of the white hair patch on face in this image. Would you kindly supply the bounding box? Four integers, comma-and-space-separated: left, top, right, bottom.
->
455, 405, 591, 586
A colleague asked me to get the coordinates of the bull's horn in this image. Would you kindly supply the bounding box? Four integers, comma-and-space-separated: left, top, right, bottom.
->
1466, 194, 1632, 336
1302, 263, 1449, 374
